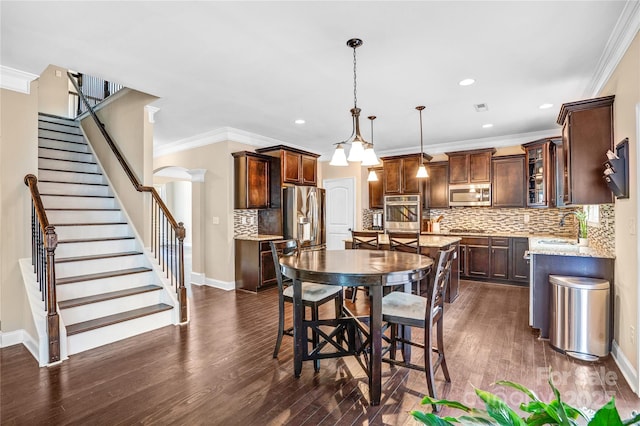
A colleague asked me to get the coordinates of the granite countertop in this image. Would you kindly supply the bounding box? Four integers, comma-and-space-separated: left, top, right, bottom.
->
235, 234, 283, 241
527, 236, 615, 259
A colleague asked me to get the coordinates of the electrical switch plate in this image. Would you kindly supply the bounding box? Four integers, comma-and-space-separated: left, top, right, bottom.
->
212, 216, 219, 225
630, 218, 636, 235
524, 214, 530, 224
55, 70, 62, 77
241, 217, 247, 225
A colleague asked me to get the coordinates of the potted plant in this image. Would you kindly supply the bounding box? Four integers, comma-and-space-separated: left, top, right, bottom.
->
410, 370, 640, 425
575, 209, 588, 246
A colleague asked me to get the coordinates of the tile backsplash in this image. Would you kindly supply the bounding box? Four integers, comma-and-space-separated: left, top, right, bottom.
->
234, 210, 258, 236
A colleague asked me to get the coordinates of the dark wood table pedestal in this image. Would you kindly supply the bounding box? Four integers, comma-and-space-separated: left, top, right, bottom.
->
280, 250, 433, 406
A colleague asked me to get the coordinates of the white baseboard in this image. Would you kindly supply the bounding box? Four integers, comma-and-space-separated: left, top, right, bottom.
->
190, 272, 235, 291
0, 329, 25, 347
611, 340, 639, 396
0, 329, 43, 366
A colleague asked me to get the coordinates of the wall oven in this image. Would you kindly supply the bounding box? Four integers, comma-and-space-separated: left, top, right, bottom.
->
449, 183, 491, 207
384, 195, 421, 232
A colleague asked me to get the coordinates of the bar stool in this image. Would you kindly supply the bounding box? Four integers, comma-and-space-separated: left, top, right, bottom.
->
349, 230, 380, 302
388, 231, 423, 294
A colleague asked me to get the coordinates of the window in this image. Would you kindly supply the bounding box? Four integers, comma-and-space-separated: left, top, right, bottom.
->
584, 205, 599, 226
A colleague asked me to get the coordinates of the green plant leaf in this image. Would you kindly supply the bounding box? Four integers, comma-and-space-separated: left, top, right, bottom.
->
456, 415, 498, 425
548, 373, 574, 425
421, 395, 475, 413
587, 397, 623, 426
496, 380, 541, 402
524, 411, 559, 426
410, 410, 457, 425
519, 400, 547, 414
475, 388, 526, 426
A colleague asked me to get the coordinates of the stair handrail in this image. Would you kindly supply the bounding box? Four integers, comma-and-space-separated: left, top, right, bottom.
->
67, 72, 187, 323
24, 174, 60, 363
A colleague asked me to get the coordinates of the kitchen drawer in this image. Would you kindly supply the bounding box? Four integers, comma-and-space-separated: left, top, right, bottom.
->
461, 237, 489, 246
491, 237, 510, 247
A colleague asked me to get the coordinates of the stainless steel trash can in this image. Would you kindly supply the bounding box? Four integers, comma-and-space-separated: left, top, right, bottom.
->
549, 275, 610, 361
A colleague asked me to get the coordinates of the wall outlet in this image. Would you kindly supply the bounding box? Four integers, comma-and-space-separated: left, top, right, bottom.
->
55, 69, 62, 77
631, 326, 636, 345
241, 217, 247, 225
249, 217, 255, 225
212, 216, 219, 225
524, 214, 530, 224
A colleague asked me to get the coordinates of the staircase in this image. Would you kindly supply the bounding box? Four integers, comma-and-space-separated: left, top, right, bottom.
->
36, 112, 176, 355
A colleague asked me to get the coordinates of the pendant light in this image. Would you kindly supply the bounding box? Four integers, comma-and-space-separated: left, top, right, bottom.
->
330, 38, 371, 165
415, 105, 429, 178
362, 115, 380, 167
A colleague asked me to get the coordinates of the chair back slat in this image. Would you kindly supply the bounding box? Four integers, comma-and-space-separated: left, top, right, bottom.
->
351, 230, 379, 250
429, 246, 456, 312
388, 231, 421, 254
270, 239, 300, 290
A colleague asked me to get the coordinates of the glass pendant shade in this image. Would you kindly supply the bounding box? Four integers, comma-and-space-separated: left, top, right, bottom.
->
416, 164, 429, 178
367, 169, 379, 181
347, 140, 364, 162
361, 144, 379, 166
330, 144, 348, 166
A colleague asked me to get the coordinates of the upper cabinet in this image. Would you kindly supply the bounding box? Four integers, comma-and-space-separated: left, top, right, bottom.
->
426, 162, 449, 209
557, 95, 614, 205
368, 167, 384, 209
256, 145, 320, 187
232, 151, 271, 209
522, 138, 556, 207
380, 153, 432, 196
491, 155, 526, 208
446, 148, 496, 184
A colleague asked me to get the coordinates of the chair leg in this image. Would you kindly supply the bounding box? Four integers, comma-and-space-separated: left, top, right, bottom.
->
273, 298, 285, 358
425, 323, 438, 412
336, 291, 344, 345
351, 286, 358, 303
311, 306, 320, 372
389, 323, 397, 361
437, 316, 451, 383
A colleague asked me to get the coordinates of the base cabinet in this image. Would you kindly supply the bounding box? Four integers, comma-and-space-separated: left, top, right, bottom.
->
460, 236, 529, 285
235, 239, 279, 292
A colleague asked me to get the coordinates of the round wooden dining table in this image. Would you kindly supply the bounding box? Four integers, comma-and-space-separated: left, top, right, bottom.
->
279, 249, 433, 406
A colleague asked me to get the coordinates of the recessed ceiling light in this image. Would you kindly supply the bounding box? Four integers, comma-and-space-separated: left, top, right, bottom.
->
539, 103, 553, 110
459, 78, 476, 86
482, 123, 493, 128
294, 119, 306, 124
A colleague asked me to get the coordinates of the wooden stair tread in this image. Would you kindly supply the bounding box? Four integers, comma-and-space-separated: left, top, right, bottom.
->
56, 251, 141, 264
38, 156, 96, 165
38, 136, 87, 145
65, 304, 173, 336
46, 208, 120, 211
39, 167, 101, 175
38, 146, 87, 154
59, 285, 162, 310
56, 267, 152, 285
58, 236, 134, 244
39, 112, 77, 122
41, 193, 113, 199
52, 222, 127, 226
38, 180, 108, 187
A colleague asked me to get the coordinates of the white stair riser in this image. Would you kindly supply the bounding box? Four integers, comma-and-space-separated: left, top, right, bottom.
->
54, 224, 131, 240
56, 272, 156, 300
66, 309, 173, 355
39, 169, 105, 185
56, 238, 137, 258
60, 291, 164, 324
46, 209, 122, 224
39, 158, 98, 174
39, 138, 89, 153
56, 254, 146, 279
41, 195, 116, 209
38, 115, 78, 126
38, 129, 85, 143
39, 120, 82, 135
38, 181, 111, 197
39, 147, 94, 163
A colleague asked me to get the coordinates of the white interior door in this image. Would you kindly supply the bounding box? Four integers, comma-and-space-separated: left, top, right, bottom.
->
324, 177, 355, 250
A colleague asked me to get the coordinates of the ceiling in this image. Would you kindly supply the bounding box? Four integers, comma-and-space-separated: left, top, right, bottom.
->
1, 1, 633, 160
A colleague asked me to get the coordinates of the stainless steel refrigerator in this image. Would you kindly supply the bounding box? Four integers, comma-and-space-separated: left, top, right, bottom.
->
282, 186, 325, 249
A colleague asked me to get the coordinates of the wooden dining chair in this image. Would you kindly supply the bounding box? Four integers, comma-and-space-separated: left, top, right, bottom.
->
349, 230, 380, 302
388, 231, 424, 294
270, 239, 343, 371
381, 246, 456, 412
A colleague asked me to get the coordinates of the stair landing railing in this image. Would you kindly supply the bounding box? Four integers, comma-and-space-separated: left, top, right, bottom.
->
24, 174, 60, 364
67, 72, 187, 323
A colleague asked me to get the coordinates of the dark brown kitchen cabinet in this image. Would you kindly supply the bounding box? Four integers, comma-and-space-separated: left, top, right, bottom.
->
380, 153, 432, 195
255, 145, 320, 187
522, 138, 559, 207
460, 237, 490, 278
232, 151, 271, 209
446, 148, 496, 184
426, 162, 449, 208
368, 167, 384, 209
557, 95, 614, 205
491, 155, 525, 208
235, 239, 279, 292
490, 237, 509, 279
510, 237, 529, 283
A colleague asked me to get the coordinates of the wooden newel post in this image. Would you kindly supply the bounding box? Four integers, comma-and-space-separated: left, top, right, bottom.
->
45, 225, 60, 363
176, 222, 187, 323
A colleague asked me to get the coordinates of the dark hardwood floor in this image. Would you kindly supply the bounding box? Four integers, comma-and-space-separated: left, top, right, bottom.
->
2, 280, 639, 424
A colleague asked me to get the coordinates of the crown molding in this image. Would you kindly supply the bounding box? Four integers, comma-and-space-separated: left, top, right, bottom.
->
584, 0, 640, 97
0, 66, 38, 94
145, 105, 160, 123
187, 169, 207, 182
154, 126, 307, 158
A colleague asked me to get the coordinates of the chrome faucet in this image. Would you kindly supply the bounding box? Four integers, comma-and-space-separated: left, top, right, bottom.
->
559, 211, 578, 227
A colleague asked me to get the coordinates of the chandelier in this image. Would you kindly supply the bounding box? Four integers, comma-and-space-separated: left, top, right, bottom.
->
330, 38, 379, 167
415, 105, 429, 178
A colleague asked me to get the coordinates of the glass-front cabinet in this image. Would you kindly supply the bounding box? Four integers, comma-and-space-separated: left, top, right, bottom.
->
522, 138, 555, 208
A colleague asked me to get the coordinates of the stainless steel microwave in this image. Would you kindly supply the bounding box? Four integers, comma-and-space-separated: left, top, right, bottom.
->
449, 184, 491, 206
384, 195, 421, 231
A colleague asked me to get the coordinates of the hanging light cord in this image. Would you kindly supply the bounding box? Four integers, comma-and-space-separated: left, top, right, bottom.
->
352, 45, 358, 109
419, 108, 424, 165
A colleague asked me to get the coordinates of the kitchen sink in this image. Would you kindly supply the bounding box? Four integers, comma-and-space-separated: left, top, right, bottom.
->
537, 239, 577, 245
